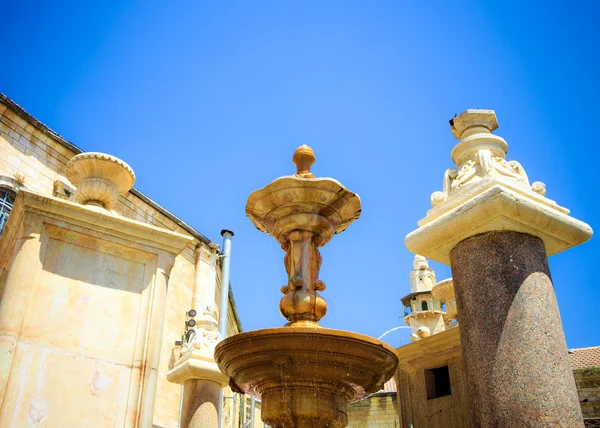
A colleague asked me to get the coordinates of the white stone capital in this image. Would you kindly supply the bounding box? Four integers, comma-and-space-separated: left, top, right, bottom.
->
406, 109, 593, 265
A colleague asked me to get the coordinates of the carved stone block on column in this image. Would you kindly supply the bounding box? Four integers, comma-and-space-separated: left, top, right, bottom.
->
406, 109, 592, 264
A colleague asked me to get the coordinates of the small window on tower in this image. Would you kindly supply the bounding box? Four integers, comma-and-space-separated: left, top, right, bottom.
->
425, 366, 451, 399
421, 301, 428, 311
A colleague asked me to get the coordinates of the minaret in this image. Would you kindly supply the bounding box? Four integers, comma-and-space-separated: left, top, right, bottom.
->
402, 255, 446, 341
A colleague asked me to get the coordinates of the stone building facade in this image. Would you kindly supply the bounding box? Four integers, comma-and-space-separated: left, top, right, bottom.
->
0, 94, 263, 427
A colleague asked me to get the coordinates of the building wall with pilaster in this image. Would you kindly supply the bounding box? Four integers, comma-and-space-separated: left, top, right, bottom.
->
0, 96, 242, 428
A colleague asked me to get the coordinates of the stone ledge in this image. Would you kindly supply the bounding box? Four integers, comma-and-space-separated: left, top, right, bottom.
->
406, 183, 592, 265
18, 190, 193, 255
167, 350, 228, 386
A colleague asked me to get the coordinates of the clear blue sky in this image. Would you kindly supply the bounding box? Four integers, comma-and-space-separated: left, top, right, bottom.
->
2, 1, 598, 348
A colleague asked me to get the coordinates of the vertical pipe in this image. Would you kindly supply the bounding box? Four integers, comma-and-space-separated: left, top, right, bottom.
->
218, 229, 234, 428
218, 229, 234, 339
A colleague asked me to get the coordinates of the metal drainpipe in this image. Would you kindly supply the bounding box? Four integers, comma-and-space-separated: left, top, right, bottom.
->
218, 230, 234, 339
218, 229, 234, 428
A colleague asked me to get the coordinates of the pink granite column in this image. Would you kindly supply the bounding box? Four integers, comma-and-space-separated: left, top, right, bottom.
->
451, 231, 582, 427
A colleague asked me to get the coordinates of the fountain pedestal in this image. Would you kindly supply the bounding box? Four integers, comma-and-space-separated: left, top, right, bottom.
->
215, 146, 398, 427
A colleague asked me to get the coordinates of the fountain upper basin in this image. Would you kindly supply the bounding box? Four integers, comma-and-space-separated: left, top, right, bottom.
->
215, 326, 398, 427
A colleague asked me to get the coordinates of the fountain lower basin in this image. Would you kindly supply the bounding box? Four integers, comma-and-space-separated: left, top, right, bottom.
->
215, 326, 398, 428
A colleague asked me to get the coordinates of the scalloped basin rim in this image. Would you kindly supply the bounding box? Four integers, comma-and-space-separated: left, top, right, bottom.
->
245, 175, 361, 213
245, 176, 362, 236
216, 326, 397, 352
214, 326, 399, 402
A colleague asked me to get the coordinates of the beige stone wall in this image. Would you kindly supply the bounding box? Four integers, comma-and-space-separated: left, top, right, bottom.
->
0, 99, 241, 428
574, 368, 600, 420
397, 361, 469, 428
0, 190, 192, 427
396, 328, 471, 428
347, 394, 399, 428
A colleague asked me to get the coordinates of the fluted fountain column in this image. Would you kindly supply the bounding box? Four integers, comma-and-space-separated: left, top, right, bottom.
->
406, 110, 592, 427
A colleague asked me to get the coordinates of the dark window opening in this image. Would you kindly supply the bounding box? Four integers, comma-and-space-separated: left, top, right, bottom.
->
421, 301, 428, 311
425, 366, 451, 399
0, 188, 16, 236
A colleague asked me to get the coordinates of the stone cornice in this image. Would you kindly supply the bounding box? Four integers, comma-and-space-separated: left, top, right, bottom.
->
18, 190, 193, 255
396, 327, 462, 369
406, 182, 592, 265
167, 350, 228, 386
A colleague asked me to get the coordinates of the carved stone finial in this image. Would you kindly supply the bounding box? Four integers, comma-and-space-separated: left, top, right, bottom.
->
293, 145, 316, 178
67, 152, 135, 211
246, 145, 361, 327
406, 108, 592, 266
429, 109, 539, 209
449, 109, 498, 140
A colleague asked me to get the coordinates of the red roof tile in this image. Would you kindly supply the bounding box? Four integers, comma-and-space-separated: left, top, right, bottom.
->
569, 346, 600, 370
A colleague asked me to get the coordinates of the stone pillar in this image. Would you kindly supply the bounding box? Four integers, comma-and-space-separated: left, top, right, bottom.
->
167, 315, 228, 428
406, 110, 592, 427
167, 246, 228, 428
180, 380, 221, 427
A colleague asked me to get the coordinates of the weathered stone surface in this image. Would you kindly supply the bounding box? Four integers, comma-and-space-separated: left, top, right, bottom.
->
0, 96, 244, 427
451, 231, 583, 427
395, 327, 471, 428
0, 189, 192, 427
180, 380, 221, 428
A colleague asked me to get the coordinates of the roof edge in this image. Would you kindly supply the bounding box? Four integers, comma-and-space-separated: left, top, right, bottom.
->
0, 93, 214, 247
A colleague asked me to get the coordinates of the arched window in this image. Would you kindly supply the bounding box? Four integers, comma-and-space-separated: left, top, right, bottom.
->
0, 188, 16, 236
421, 301, 428, 311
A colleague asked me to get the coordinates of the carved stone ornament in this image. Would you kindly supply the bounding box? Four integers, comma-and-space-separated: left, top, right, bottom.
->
245, 145, 361, 327
180, 313, 222, 354
67, 152, 135, 211
430, 110, 547, 208
405, 109, 593, 265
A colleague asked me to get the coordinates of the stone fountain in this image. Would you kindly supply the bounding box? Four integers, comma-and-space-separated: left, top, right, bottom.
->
215, 146, 398, 427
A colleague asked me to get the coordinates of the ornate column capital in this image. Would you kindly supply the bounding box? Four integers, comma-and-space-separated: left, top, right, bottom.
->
167, 311, 228, 386
406, 109, 592, 265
